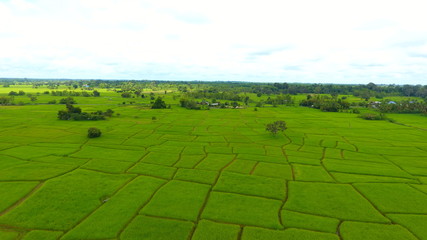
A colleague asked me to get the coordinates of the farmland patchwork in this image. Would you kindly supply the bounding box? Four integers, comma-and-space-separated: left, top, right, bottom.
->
0, 96, 427, 239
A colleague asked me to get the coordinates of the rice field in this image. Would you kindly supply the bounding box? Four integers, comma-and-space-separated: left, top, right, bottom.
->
1, 87, 427, 239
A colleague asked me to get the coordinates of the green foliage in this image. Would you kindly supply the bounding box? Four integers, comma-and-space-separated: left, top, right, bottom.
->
359, 112, 386, 120
87, 127, 102, 138
58, 104, 113, 121
180, 98, 203, 109
59, 97, 76, 104
377, 99, 427, 113
2, 80, 427, 239
121, 92, 132, 98
0, 96, 13, 105
266, 120, 287, 135
151, 96, 167, 109
300, 94, 350, 112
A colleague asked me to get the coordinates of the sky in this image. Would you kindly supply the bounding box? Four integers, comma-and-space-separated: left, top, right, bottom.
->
1, 0, 427, 84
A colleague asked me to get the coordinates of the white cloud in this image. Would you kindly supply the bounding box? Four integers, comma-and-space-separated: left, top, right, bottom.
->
0, 0, 427, 84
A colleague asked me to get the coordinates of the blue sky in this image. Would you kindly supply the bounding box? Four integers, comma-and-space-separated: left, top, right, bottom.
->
1, 0, 427, 84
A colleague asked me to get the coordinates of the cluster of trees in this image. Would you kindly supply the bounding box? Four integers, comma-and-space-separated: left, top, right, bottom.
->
179, 98, 204, 110
151, 97, 168, 109
251, 82, 427, 99
359, 113, 387, 120
49, 90, 100, 97
376, 100, 427, 114
58, 104, 114, 121
0, 96, 13, 105
3, 78, 427, 100
183, 89, 247, 103
264, 94, 294, 106
8, 91, 26, 96
300, 95, 350, 112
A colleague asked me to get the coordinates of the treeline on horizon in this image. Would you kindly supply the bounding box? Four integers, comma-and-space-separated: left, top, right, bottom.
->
1, 78, 427, 99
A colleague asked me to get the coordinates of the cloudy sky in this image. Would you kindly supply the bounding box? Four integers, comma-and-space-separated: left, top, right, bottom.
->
1, 0, 427, 84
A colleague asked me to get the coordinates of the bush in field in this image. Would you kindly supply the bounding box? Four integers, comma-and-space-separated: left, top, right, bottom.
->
359, 113, 386, 120
88, 127, 101, 138
121, 92, 132, 98
151, 97, 167, 109
59, 97, 76, 104
266, 120, 287, 135
0, 96, 13, 105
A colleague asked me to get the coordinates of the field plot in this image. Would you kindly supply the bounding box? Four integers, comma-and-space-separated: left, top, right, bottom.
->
1, 100, 427, 240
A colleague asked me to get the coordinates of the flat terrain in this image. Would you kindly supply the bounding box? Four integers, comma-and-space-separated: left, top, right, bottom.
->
1, 86, 427, 240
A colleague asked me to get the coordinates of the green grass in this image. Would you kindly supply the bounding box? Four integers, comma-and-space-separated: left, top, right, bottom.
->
21, 230, 63, 240
0, 169, 133, 230
127, 162, 177, 179
252, 162, 293, 180
281, 209, 340, 233
0, 182, 39, 213
192, 220, 240, 240
195, 153, 235, 171
213, 171, 286, 200
0, 161, 76, 180
120, 215, 194, 240
339, 221, 418, 240
0, 231, 19, 240
354, 183, 427, 213
1, 87, 427, 239
202, 191, 283, 229
241, 227, 339, 240
284, 182, 389, 222
174, 168, 218, 185
387, 214, 427, 240
293, 164, 334, 182
141, 180, 210, 221
224, 159, 257, 174
62, 176, 166, 239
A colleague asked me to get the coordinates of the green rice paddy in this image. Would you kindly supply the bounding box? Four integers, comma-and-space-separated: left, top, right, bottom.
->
1, 85, 427, 239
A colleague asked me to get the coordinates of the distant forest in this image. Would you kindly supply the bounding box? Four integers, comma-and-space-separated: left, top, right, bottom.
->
1, 78, 427, 100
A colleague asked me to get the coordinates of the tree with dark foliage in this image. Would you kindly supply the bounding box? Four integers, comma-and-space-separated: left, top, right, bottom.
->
266, 121, 287, 135
88, 127, 101, 138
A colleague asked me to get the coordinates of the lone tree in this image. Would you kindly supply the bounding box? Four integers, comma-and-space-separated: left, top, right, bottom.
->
88, 127, 102, 138
266, 120, 287, 135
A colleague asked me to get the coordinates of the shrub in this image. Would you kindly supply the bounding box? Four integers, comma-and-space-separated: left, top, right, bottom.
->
88, 127, 101, 138
59, 97, 76, 104
0, 96, 13, 105
151, 97, 167, 109
359, 113, 386, 120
